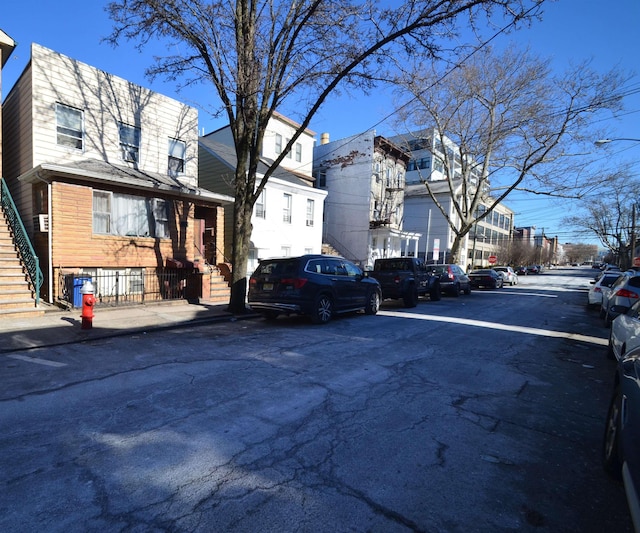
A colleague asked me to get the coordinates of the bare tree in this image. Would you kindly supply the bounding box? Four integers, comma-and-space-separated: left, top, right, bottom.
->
105, 0, 544, 313
392, 45, 628, 264
563, 168, 640, 267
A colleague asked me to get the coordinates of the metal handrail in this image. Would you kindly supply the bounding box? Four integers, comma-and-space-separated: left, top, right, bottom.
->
0, 179, 43, 305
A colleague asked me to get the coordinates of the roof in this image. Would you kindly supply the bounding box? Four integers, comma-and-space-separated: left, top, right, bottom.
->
199, 136, 314, 188
0, 29, 16, 68
18, 160, 234, 205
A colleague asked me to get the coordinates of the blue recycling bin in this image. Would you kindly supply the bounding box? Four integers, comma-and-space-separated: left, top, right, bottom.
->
69, 276, 92, 307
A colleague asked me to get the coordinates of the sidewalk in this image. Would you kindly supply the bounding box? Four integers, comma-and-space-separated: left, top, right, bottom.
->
0, 300, 252, 353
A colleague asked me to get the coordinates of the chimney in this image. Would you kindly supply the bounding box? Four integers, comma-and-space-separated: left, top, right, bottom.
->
320, 132, 330, 145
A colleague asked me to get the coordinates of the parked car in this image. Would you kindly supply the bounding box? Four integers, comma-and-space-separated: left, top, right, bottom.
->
608, 299, 640, 361
492, 266, 518, 286
248, 254, 381, 324
368, 257, 440, 307
601, 272, 640, 327
526, 265, 540, 274
515, 266, 528, 276
588, 272, 622, 308
469, 269, 504, 289
429, 263, 471, 296
602, 344, 640, 533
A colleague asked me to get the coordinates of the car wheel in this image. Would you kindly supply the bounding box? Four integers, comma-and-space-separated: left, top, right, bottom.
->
602, 385, 623, 480
599, 306, 606, 319
463, 284, 471, 295
452, 283, 460, 297
311, 294, 333, 324
403, 285, 419, 308
430, 283, 442, 302
365, 290, 381, 315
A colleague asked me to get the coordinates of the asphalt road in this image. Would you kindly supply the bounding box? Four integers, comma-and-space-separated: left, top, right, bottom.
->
0, 266, 633, 532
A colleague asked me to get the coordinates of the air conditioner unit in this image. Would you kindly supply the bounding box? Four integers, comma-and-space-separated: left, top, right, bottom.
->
38, 214, 49, 232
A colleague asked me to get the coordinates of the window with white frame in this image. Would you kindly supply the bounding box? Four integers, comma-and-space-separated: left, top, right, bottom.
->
283, 193, 292, 223
168, 138, 186, 176
275, 133, 283, 154
285, 138, 292, 158
119, 123, 141, 163
281, 246, 291, 256
295, 142, 302, 162
255, 189, 266, 218
306, 199, 314, 227
93, 191, 111, 234
92, 190, 169, 238
56, 103, 83, 150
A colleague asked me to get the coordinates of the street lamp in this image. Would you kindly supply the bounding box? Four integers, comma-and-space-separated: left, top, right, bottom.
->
594, 138, 640, 146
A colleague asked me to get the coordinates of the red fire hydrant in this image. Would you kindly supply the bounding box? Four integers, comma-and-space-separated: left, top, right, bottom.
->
80, 280, 96, 330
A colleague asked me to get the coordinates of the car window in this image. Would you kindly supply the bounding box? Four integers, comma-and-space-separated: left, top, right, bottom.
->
344, 262, 361, 277
256, 260, 298, 276
628, 276, 640, 288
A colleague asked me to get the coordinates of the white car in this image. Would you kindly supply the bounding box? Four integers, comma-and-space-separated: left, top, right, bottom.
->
492, 266, 518, 286
588, 272, 621, 307
608, 299, 640, 361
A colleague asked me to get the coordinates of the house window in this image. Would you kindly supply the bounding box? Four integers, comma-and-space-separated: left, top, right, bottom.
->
168, 138, 186, 176
306, 199, 314, 227
56, 103, 83, 150
285, 138, 292, 158
295, 143, 302, 162
275, 133, 283, 154
317, 170, 327, 188
119, 123, 141, 163
93, 191, 111, 234
255, 189, 266, 219
281, 246, 291, 256
92, 190, 170, 238
283, 193, 292, 223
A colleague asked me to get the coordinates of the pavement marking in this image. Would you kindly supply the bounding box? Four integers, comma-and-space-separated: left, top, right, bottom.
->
378, 310, 608, 346
7, 354, 67, 367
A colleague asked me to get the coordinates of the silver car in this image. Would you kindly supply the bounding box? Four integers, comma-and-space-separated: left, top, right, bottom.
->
602, 271, 640, 327
588, 272, 621, 307
608, 299, 640, 360
492, 266, 518, 286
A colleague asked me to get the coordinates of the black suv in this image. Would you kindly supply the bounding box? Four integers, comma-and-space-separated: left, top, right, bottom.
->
248, 255, 382, 324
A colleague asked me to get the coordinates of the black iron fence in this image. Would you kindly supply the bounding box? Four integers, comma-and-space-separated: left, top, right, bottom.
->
58, 267, 200, 308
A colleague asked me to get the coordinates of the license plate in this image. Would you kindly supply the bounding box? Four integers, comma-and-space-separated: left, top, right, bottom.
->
263, 282, 273, 291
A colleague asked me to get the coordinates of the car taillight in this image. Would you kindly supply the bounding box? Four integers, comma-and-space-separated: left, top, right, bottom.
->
281, 278, 308, 289
615, 288, 639, 299
249, 277, 257, 287
393, 275, 401, 284
594, 287, 601, 293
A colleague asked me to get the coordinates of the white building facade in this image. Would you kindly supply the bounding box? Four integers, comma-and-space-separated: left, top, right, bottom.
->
199, 112, 327, 275
392, 129, 514, 269
314, 131, 420, 268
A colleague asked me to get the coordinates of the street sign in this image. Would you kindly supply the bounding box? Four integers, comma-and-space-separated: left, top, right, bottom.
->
488, 255, 498, 265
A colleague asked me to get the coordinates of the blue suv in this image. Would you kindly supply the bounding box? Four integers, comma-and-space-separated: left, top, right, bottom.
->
248, 255, 381, 324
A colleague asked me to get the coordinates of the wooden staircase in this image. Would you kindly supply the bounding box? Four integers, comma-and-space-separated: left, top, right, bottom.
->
208, 267, 231, 304
0, 208, 43, 319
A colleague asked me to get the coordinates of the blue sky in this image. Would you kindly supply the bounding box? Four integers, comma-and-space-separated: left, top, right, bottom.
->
2, 0, 639, 245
